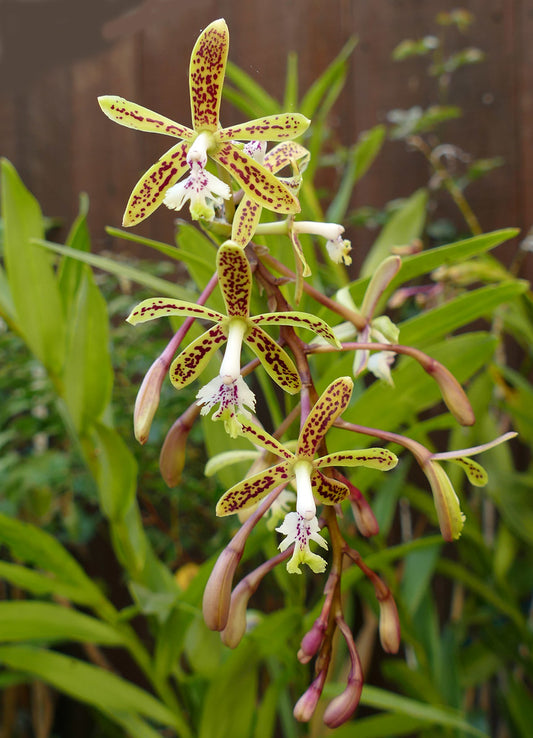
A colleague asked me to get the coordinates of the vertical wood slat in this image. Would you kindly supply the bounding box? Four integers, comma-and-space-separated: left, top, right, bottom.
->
0, 0, 530, 281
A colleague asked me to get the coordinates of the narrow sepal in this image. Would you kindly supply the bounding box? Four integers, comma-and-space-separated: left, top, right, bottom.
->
297, 377, 354, 457
425, 460, 465, 541
255, 311, 340, 347
216, 463, 291, 516
449, 456, 488, 486
316, 448, 398, 471
189, 19, 228, 131
169, 324, 226, 388
231, 197, 262, 247
289, 229, 313, 277
98, 96, 195, 139
127, 298, 224, 325
245, 325, 301, 394
123, 141, 190, 226
238, 420, 294, 461
311, 471, 350, 506
212, 142, 301, 214
264, 142, 310, 173
216, 242, 252, 317
217, 113, 310, 142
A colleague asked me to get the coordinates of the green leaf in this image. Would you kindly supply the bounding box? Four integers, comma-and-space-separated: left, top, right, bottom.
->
400, 281, 528, 347
1, 159, 65, 373
0, 645, 180, 729
63, 270, 113, 431
0, 602, 124, 645
327, 125, 386, 223
361, 189, 428, 277
343, 228, 520, 309
331, 713, 431, 738
355, 685, 489, 736
0, 561, 105, 608
34, 239, 198, 302
82, 422, 137, 521
199, 642, 259, 738
0, 512, 105, 607
58, 193, 91, 313
401, 542, 442, 616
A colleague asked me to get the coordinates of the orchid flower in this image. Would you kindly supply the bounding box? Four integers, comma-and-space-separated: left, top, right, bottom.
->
276, 512, 329, 574
216, 376, 398, 521
127, 242, 340, 436
98, 19, 310, 226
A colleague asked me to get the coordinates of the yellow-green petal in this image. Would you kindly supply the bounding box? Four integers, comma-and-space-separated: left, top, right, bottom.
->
212, 142, 301, 214
244, 325, 301, 394
298, 377, 354, 457
217, 113, 310, 143
231, 196, 262, 248
449, 457, 488, 486
98, 95, 195, 139
169, 325, 226, 388
127, 298, 224, 326
123, 141, 190, 226
216, 243, 252, 318
311, 471, 350, 506
255, 311, 340, 347
189, 19, 229, 132
264, 142, 310, 174
316, 448, 398, 472
216, 463, 291, 516
425, 460, 465, 541
238, 420, 295, 461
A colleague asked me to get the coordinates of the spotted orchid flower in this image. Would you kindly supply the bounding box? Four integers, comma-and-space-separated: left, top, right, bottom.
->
98, 19, 310, 226
127, 242, 341, 436
216, 376, 398, 519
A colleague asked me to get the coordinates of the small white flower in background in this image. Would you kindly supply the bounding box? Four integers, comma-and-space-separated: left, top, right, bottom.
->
276, 512, 329, 574
292, 221, 353, 266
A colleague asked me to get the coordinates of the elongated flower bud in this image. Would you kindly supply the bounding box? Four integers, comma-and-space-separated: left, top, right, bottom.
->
159, 403, 201, 487
293, 669, 327, 722
378, 591, 401, 654
323, 673, 363, 728
133, 357, 167, 444
298, 617, 326, 664
412, 349, 475, 426
202, 545, 242, 632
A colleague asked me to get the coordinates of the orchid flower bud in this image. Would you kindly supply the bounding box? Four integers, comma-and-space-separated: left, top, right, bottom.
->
133, 357, 167, 444
159, 403, 201, 487
378, 591, 401, 654
323, 672, 363, 728
298, 617, 327, 664
293, 669, 327, 722
412, 349, 475, 426
202, 545, 242, 632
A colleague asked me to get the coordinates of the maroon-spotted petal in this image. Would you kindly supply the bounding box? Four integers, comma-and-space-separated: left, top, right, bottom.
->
245, 325, 301, 394
169, 324, 226, 388
216, 462, 291, 516
316, 448, 398, 472
122, 141, 190, 226
310, 470, 350, 506
238, 420, 294, 461
189, 19, 228, 132
297, 377, 354, 458
216, 243, 252, 317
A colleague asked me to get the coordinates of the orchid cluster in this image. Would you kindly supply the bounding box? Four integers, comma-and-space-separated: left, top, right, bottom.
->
100, 18, 515, 729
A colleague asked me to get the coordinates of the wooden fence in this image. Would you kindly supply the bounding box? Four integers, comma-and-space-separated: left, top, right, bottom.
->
1, 0, 532, 279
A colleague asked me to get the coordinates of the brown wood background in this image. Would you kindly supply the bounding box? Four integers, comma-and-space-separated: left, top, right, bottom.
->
1, 0, 532, 280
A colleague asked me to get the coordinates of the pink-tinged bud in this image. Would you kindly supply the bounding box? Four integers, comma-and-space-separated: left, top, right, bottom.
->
412, 349, 475, 426
202, 546, 242, 632
220, 579, 249, 648
323, 674, 363, 728
159, 403, 201, 487
298, 617, 326, 664
133, 357, 167, 444
378, 592, 401, 654
293, 670, 327, 722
